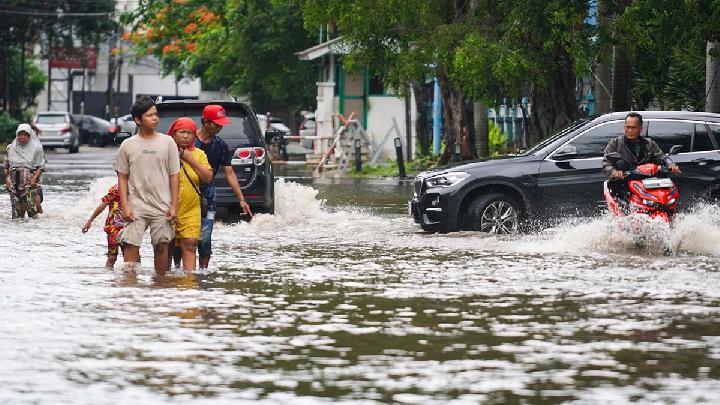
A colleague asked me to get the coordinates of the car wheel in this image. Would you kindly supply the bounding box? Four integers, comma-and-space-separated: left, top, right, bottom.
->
88, 134, 103, 147
69, 137, 80, 153
464, 192, 520, 234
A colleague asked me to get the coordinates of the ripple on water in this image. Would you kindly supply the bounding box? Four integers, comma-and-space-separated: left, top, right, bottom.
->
1, 177, 720, 403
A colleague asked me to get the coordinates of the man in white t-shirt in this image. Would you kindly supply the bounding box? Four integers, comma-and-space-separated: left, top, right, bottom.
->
114, 96, 180, 275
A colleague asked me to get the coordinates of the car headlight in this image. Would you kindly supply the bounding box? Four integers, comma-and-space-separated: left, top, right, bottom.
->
425, 172, 470, 188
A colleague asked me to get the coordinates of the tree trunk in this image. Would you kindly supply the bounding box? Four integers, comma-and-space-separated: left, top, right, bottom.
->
706, 41, 720, 113
473, 100, 489, 157
462, 100, 476, 159
412, 80, 432, 156
593, 0, 612, 115
611, 44, 631, 111
529, 53, 577, 144
438, 73, 466, 165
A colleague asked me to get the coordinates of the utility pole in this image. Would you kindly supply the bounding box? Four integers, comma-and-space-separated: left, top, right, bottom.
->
115, 55, 122, 119
3, 44, 9, 113
405, 85, 412, 161
17, 33, 26, 118
593, 0, 611, 114
705, 42, 720, 113
47, 34, 52, 111
106, 30, 117, 120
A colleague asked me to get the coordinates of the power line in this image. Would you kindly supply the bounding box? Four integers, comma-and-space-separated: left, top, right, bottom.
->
0, 8, 113, 17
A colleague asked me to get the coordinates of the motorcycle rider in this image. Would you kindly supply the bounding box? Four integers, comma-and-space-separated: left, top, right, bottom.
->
602, 112, 681, 199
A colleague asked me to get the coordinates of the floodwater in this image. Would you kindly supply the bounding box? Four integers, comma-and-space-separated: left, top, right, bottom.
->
1, 150, 720, 404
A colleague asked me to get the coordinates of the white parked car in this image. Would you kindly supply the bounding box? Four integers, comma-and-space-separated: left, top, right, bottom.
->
298, 111, 316, 149
110, 114, 137, 134
255, 114, 291, 136
33, 112, 81, 153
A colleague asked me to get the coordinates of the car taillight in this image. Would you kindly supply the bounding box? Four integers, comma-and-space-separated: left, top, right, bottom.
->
253, 147, 266, 165
109, 126, 118, 133
61, 127, 71, 133
237, 148, 252, 159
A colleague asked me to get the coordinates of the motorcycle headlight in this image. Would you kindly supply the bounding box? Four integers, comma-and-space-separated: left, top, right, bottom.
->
425, 172, 470, 188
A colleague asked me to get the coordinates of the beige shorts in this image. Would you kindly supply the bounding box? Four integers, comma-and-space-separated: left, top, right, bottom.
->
118, 216, 175, 246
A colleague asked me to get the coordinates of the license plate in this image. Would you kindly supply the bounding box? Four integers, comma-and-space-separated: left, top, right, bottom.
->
231, 158, 253, 165
642, 178, 673, 189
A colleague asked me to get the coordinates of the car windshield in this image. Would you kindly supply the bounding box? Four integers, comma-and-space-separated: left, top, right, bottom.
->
520, 119, 590, 156
157, 107, 258, 143
36, 115, 67, 124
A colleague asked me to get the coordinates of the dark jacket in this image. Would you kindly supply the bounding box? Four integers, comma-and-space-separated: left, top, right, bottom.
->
602, 136, 673, 177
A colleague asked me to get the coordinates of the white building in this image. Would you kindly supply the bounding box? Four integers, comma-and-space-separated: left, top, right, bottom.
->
35, 0, 208, 119
296, 37, 417, 161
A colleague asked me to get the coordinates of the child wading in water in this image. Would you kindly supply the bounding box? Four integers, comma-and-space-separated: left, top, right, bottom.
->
82, 184, 124, 268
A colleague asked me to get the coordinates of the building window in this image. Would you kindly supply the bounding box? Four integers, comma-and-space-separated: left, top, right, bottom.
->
369, 75, 385, 95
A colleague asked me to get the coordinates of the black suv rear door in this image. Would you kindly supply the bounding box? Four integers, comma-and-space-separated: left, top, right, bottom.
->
646, 119, 720, 204
536, 120, 625, 215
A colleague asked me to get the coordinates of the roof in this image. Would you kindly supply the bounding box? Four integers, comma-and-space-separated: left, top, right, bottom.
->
156, 99, 255, 115
295, 36, 347, 61
592, 110, 720, 123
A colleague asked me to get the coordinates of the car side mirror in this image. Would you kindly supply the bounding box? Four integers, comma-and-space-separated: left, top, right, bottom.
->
114, 131, 132, 145
669, 144, 684, 155
264, 129, 284, 145
553, 144, 578, 159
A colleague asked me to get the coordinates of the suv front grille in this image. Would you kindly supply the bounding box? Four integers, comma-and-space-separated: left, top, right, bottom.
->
414, 177, 424, 196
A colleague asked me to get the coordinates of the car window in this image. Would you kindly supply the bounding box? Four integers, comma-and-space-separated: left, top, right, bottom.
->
692, 123, 716, 151
559, 121, 624, 159
522, 119, 590, 156
157, 107, 259, 144
707, 123, 720, 148
37, 115, 67, 124
647, 120, 692, 153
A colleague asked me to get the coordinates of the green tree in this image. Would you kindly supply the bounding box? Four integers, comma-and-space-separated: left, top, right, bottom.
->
608, 0, 720, 112
122, 0, 316, 111
0, 0, 115, 118
300, 0, 592, 163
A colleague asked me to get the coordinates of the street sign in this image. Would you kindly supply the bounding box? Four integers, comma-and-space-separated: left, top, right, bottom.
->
50, 48, 97, 70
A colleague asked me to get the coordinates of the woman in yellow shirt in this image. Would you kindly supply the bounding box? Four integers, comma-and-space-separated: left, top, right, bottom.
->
167, 117, 212, 272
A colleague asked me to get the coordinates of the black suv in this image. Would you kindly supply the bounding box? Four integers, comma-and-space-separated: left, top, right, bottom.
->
410, 111, 720, 233
154, 100, 281, 216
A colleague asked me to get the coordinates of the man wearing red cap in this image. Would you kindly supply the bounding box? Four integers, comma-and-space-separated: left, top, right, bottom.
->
195, 104, 252, 269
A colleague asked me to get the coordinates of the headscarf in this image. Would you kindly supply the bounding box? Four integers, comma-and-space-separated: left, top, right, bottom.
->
167, 117, 197, 151
6, 123, 45, 169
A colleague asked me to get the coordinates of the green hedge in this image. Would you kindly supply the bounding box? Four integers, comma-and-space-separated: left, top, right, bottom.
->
0, 113, 20, 144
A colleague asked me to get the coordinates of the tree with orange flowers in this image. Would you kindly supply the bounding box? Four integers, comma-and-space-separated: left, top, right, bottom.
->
122, 0, 316, 112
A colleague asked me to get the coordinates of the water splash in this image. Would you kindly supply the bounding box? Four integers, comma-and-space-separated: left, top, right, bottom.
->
48, 177, 720, 260
539, 205, 720, 256
670, 203, 720, 256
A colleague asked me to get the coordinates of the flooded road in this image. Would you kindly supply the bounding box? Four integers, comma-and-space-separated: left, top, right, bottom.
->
1, 147, 719, 404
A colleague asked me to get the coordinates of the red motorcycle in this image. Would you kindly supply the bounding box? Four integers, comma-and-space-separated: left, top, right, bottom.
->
603, 152, 678, 223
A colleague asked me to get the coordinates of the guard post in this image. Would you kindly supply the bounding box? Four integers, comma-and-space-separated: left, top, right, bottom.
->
354, 138, 362, 172
394, 137, 406, 179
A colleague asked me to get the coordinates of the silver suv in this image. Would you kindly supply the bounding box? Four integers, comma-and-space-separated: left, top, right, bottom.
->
33, 112, 81, 153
